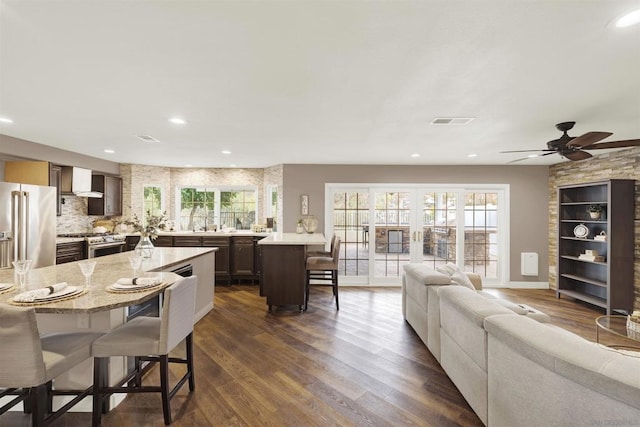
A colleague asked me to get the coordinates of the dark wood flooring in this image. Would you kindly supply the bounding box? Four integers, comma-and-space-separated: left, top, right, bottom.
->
1, 285, 610, 427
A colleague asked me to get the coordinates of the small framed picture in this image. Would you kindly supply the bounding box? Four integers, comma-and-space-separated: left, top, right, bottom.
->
301, 194, 309, 215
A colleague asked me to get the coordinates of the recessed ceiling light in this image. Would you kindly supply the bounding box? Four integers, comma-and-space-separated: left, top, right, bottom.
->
467, 154, 478, 158
229, 164, 237, 168
104, 149, 115, 154
527, 154, 539, 158
184, 164, 193, 167
0, 117, 14, 123
221, 150, 232, 155
410, 153, 420, 158
616, 9, 640, 27
169, 117, 186, 125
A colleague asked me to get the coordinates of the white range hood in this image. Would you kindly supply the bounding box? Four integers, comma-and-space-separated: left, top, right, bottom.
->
60, 167, 103, 198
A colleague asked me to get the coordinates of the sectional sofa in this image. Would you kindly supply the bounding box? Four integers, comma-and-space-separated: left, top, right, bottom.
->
402, 263, 640, 426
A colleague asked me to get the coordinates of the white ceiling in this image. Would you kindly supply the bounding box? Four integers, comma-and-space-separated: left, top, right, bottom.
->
1, 0, 639, 168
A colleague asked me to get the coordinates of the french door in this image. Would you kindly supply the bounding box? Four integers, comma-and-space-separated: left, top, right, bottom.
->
328, 185, 506, 286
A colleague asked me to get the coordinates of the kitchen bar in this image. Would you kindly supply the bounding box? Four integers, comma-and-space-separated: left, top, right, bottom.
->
258, 232, 325, 312
0, 247, 216, 413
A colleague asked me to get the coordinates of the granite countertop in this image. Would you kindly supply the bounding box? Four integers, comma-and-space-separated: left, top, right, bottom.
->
56, 237, 86, 244
258, 232, 326, 245
0, 247, 216, 314
54, 231, 271, 244
156, 230, 271, 237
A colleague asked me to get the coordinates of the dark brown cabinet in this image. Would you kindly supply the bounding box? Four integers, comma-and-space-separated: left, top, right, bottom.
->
56, 241, 85, 264
125, 235, 140, 251
88, 175, 122, 216
173, 236, 202, 247
261, 245, 306, 312
202, 237, 230, 284
153, 236, 174, 247
556, 179, 635, 314
231, 236, 254, 277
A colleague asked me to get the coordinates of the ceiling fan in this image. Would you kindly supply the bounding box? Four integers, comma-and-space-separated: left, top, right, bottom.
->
501, 121, 640, 163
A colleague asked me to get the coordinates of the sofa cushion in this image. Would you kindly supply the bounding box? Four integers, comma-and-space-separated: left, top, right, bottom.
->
484, 314, 640, 411
403, 264, 451, 286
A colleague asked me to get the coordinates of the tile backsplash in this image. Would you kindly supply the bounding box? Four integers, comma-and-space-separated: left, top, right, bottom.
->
56, 194, 117, 234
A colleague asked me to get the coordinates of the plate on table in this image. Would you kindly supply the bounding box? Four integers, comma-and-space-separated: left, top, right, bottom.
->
107, 281, 164, 292
13, 285, 82, 303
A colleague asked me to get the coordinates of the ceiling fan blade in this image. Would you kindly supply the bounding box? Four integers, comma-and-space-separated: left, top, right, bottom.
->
581, 139, 640, 150
564, 150, 592, 161
506, 157, 530, 164
566, 131, 613, 148
500, 149, 555, 153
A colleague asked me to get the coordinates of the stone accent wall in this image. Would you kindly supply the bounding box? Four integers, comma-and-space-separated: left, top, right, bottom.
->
121, 164, 269, 231
548, 146, 640, 310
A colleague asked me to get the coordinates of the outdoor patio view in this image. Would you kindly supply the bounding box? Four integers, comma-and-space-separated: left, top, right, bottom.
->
331, 190, 499, 282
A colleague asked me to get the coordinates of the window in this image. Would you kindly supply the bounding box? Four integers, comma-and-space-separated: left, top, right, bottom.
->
143, 185, 164, 221
179, 187, 216, 231
464, 192, 499, 278
332, 191, 369, 276
176, 186, 257, 231
220, 190, 256, 230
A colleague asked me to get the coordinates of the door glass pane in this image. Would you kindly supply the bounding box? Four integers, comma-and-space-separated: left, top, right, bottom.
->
421, 192, 457, 269
375, 192, 411, 279
332, 191, 369, 276
464, 192, 498, 278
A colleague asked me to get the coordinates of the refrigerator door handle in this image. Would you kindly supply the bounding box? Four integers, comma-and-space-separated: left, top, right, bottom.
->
21, 191, 29, 261
11, 191, 20, 262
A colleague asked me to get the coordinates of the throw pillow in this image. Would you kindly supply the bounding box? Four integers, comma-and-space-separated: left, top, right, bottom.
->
436, 263, 458, 276
450, 271, 476, 291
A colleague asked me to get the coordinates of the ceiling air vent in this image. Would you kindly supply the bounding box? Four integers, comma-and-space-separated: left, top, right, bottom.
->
431, 117, 475, 125
137, 134, 160, 143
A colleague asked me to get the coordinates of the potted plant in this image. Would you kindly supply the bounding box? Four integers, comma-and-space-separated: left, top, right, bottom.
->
588, 204, 603, 220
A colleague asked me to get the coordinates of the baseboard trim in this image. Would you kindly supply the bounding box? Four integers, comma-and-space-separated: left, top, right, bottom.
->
504, 281, 550, 289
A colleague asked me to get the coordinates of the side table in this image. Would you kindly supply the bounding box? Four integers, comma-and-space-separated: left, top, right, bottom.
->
595, 315, 640, 352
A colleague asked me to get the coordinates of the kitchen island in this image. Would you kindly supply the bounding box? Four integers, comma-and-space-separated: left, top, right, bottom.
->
0, 247, 216, 412
258, 232, 326, 312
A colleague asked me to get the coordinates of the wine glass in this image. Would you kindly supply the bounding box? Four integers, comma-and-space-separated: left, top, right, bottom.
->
12, 259, 32, 289
78, 261, 97, 289
129, 256, 143, 277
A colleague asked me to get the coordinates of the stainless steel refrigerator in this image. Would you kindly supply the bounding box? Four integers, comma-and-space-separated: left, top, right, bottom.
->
0, 182, 56, 269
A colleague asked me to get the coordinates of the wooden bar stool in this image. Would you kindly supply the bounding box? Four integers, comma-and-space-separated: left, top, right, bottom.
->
0, 304, 102, 426
307, 234, 337, 258
91, 276, 198, 426
305, 237, 341, 311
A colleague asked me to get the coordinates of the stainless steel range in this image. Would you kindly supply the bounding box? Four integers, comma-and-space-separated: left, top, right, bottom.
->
58, 233, 127, 258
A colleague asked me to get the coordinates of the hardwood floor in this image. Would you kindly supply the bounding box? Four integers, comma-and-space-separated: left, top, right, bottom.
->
2, 285, 610, 427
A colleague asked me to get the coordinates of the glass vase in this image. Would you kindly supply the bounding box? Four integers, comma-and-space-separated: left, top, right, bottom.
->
135, 235, 155, 258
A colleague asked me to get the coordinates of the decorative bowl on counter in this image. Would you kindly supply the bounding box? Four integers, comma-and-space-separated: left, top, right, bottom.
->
301, 216, 318, 234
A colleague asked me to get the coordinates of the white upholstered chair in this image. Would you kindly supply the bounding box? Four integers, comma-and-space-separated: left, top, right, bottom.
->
305, 237, 341, 311
0, 303, 102, 426
91, 275, 198, 426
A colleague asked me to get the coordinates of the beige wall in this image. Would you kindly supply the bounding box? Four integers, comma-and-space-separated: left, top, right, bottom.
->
282, 164, 550, 283
549, 146, 640, 310
0, 134, 120, 174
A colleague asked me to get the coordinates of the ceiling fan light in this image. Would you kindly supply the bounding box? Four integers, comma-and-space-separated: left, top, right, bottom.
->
615, 9, 640, 28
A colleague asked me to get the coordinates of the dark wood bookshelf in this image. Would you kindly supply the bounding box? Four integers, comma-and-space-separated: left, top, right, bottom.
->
556, 179, 635, 314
